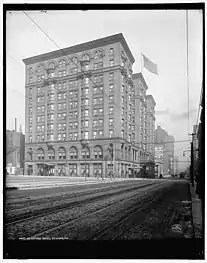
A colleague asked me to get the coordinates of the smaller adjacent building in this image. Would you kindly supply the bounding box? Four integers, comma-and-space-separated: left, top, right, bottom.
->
173, 156, 179, 176
6, 119, 25, 175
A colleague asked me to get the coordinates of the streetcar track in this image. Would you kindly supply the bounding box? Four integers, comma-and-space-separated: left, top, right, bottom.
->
28, 182, 168, 239
87, 188, 162, 240
6, 182, 158, 226
6, 181, 146, 211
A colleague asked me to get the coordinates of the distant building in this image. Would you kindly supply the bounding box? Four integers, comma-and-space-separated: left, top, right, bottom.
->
6, 118, 25, 175
173, 156, 179, 175
154, 144, 164, 178
155, 126, 174, 176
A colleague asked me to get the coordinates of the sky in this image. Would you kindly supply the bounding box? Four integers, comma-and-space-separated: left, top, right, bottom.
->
6, 10, 203, 171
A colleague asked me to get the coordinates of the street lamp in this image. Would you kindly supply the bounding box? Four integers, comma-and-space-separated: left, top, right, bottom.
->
107, 143, 113, 180
80, 139, 88, 182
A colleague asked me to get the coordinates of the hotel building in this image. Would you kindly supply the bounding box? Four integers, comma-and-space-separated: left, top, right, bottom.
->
23, 33, 146, 177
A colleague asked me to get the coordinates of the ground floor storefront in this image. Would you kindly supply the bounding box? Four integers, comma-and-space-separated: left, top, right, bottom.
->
24, 161, 141, 178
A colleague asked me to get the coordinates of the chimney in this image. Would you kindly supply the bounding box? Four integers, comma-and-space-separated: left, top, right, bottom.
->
15, 118, 17, 132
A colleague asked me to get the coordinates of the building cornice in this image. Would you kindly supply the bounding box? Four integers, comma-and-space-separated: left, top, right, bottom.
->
132, 72, 148, 90
23, 33, 135, 66
146, 94, 156, 106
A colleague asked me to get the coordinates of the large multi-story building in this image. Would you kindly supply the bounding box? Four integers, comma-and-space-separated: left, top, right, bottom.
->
173, 156, 179, 175
23, 33, 149, 177
132, 73, 156, 177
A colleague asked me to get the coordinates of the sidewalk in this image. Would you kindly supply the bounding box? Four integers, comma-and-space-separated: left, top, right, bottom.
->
190, 183, 203, 239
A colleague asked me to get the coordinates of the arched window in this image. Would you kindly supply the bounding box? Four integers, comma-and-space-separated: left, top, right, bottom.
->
48, 61, 55, 69
82, 53, 90, 61
37, 148, 44, 160
48, 148, 55, 160
71, 56, 78, 64
59, 59, 66, 67
36, 64, 45, 73
94, 146, 103, 159
70, 146, 78, 159
81, 146, 90, 159
94, 50, 103, 59
58, 147, 66, 160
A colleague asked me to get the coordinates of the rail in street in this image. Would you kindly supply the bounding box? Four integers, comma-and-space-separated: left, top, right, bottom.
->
5, 179, 194, 241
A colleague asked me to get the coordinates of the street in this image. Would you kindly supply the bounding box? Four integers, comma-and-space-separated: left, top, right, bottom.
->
6, 179, 193, 240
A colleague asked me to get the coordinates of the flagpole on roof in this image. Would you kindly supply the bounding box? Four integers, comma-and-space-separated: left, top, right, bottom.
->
141, 53, 143, 73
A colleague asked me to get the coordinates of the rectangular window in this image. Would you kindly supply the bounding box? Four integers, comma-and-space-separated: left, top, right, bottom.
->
99, 108, 103, 115
109, 60, 114, 67
109, 118, 113, 126
85, 98, 89, 106
99, 119, 103, 125
74, 111, 78, 118
85, 109, 89, 116
29, 136, 32, 142
93, 131, 97, 139
99, 130, 103, 137
29, 88, 32, 95
85, 131, 88, 139
93, 120, 97, 127
121, 130, 124, 139
109, 95, 114, 103
85, 120, 89, 127
109, 130, 113, 138
121, 119, 124, 126
109, 48, 114, 56
121, 107, 124, 115
29, 126, 32, 133
74, 133, 78, 140
109, 84, 114, 92
109, 72, 114, 81
93, 109, 98, 116
109, 107, 114, 115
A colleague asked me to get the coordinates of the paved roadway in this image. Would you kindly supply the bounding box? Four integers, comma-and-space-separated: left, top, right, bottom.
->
5, 179, 202, 259
6, 175, 187, 190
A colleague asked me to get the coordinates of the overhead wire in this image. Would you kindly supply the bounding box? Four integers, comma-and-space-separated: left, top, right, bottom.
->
22, 11, 151, 147
186, 10, 190, 137
22, 11, 191, 157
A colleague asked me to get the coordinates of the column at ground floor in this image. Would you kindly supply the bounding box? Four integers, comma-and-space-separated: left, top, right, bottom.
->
24, 161, 139, 177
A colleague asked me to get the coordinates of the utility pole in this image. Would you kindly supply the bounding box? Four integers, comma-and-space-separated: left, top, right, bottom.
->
108, 143, 113, 180
190, 141, 194, 187
189, 132, 196, 187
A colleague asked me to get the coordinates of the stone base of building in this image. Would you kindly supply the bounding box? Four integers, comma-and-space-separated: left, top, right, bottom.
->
24, 161, 140, 178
